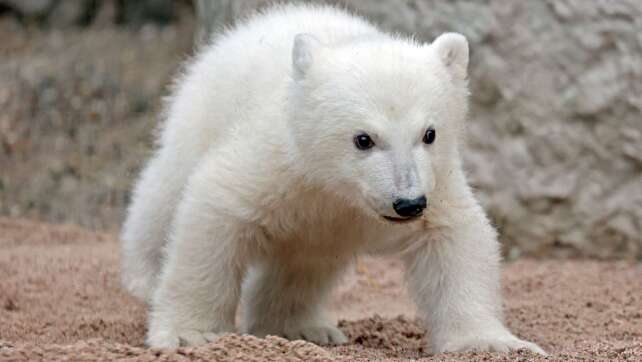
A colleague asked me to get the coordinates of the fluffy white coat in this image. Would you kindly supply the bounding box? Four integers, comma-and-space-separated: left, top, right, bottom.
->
121, 4, 545, 355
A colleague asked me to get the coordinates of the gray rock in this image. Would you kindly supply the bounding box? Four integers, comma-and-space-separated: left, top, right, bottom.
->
115, 0, 174, 26
0, 0, 173, 27
0, 0, 97, 26
1, 0, 54, 18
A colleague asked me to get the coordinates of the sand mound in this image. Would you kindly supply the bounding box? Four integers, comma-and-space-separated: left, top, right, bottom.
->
1, 217, 640, 361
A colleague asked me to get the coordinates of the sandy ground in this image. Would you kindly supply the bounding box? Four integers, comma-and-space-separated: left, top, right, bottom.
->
0, 217, 640, 361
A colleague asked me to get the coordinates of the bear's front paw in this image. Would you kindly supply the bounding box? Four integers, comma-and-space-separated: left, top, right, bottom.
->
147, 326, 221, 348
434, 332, 546, 355
282, 324, 348, 346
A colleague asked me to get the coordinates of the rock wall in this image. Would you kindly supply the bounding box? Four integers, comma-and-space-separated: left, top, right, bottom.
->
198, 0, 642, 258
1, 0, 639, 258
0, 0, 176, 27
0, 7, 195, 230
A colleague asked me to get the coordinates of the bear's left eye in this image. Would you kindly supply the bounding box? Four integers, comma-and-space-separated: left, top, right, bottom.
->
354, 133, 375, 150
423, 127, 436, 145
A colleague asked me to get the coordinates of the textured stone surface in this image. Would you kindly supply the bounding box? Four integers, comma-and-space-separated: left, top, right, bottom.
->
196, 0, 642, 259
1, 1, 640, 258
0, 11, 195, 229
0, 0, 175, 27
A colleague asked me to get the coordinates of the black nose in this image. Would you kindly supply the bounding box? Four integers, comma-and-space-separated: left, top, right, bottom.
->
393, 196, 427, 218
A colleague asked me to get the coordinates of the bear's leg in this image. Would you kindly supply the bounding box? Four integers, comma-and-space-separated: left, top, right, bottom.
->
146, 166, 255, 348
121, 151, 188, 302
240, 260, 349, 345
402, 202, 546, 355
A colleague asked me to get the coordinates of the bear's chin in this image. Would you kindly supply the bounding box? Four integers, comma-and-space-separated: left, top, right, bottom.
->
382, 215, 423, 224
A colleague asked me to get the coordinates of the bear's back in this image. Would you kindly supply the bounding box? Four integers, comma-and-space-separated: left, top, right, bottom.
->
195, 4, 382, 102
223, 4, 379, 52
159, 5, 381, 176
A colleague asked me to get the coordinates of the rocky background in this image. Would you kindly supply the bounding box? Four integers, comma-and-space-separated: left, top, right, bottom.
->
1, 0, 640, 259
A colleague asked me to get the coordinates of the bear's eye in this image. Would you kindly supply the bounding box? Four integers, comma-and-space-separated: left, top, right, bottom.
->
354, 133, 375, 150
423, 127, 436, 145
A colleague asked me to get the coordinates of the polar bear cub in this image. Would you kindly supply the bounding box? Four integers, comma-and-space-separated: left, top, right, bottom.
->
120, 4, 545, 355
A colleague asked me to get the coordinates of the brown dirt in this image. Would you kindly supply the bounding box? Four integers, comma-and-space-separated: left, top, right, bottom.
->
1, 217, 641, 361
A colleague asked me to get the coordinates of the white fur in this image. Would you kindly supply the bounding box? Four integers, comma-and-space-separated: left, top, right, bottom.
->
120, 4, 545, 355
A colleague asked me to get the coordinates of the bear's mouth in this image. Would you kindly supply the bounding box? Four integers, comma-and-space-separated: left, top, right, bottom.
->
382, 215, 422, 224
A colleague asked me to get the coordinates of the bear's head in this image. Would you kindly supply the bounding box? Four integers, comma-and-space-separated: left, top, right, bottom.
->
287, 32, 469, 223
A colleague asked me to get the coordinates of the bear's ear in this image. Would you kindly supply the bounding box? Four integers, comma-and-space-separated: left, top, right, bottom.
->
432, 33, 469, 80
292, 33, 322, 79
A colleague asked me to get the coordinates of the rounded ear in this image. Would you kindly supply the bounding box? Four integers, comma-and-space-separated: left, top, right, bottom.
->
432, 33, 469, 80
292, 33, 322, 79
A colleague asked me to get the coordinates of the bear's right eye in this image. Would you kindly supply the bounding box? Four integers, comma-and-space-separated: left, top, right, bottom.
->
354, 133, 375, 150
